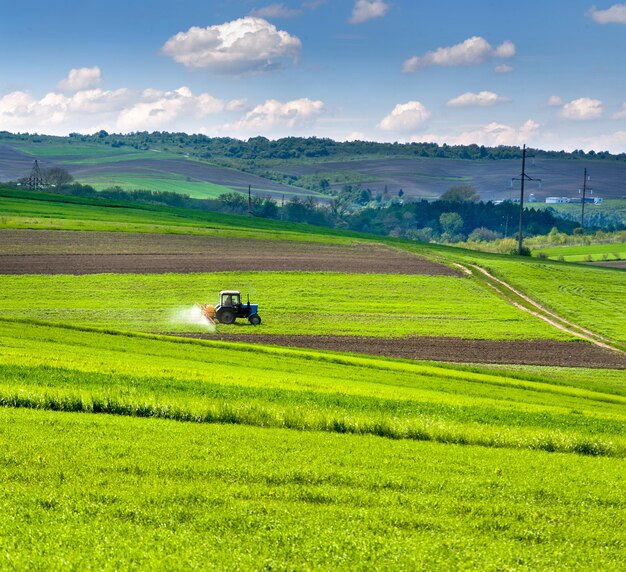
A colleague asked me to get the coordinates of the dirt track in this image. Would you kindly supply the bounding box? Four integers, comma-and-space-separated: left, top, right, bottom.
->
0, 230, 459, 276
176, 333, 626, 369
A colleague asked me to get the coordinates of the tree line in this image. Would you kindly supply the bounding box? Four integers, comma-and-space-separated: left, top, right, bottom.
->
2, 130, 624, 163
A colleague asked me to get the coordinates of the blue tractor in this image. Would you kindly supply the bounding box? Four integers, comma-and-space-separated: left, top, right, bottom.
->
200, 290, 261, 325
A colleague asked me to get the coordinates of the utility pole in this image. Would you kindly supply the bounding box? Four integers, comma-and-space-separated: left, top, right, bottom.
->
511, 145, 541, 255
27, 160, 44, 191
247, 185, 252, 216
580, 168, 589, 229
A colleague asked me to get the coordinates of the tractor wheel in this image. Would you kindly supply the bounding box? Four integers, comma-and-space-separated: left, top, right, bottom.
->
218, 309, 236, 324
248, 314, 262, 326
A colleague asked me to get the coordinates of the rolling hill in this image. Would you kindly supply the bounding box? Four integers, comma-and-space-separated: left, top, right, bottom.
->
3, 132, 626, 203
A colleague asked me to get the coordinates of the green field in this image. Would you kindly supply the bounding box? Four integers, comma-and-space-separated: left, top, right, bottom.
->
0, 189, 355, 241
1, 188, 625, 568
1, 321, 625, 568
1, 320, 624, 458
463, 256, 625, 344
538, 198, 626, 225
10, 142, 142, 158
0, 272, 572, 340
535, 242, 626, 262
76, 173, 235, 198
3, 407, 625, 570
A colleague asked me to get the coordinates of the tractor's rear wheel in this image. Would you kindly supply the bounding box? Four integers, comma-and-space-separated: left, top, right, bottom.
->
218, 309, 235, 324
248, 314, 262, 326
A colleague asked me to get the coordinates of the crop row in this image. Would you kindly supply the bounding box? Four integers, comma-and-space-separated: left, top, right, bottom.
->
1, 321, 624, 457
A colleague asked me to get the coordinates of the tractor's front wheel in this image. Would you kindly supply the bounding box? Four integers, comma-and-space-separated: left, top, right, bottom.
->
218, 309, 235, 324
248, 314, 262, 326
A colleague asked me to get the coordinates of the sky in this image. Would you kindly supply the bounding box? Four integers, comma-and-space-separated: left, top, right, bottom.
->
2, 0, 626, 152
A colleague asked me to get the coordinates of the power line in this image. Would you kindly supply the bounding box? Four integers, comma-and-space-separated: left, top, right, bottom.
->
580, 168, 590, 229
511, 145, 541, 255
27, 160, 44, 191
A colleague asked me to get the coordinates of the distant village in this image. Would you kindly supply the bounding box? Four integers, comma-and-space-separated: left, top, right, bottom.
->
543, 195, 604, 204
493, 193, 604, 206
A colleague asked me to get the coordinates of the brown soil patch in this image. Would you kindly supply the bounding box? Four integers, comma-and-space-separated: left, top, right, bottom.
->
590, 260, 626, 269
174, 333, 626, 369
0, 230, 459, 276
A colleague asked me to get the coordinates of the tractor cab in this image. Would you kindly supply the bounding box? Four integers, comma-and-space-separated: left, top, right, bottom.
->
219, 290, 241, 308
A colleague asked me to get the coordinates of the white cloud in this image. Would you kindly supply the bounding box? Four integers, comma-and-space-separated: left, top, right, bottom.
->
161, 17, 301, 74
378, 101, 431, 132
116, 87, 233, 131
613, 103, 626, 119
495, 64, 513, 74
0, 88, 132, 131
588, 3, 626, 24
547, 95, 563, 106
349, 0, 389, 24
559, 97, 603, 120
446, 91, 509, 108
0, 85, 241, 134
403, 36, 515, 72
421, 119, 540, 147
226, 99, 249, 112
58, 66, 102, 91
494, 41, 516, 59
225, 98, 325, 134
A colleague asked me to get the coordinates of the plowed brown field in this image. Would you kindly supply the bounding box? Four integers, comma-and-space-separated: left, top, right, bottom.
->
176, 333, 626, 369
0, 230, 459, 275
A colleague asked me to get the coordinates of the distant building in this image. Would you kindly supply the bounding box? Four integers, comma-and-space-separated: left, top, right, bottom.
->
528, 193, 537, 203
569, 197, 603, 204
545, 197, 569, 204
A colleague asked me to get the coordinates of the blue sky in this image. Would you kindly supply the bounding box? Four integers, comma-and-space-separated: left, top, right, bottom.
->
2, 0, 626, 151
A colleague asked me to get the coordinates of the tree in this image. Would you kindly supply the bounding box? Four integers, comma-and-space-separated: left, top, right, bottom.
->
440, 185, 480, 203
439, 212, 464, 235
218, 192, 247, 213
468, 227, 502, 242
43, 167, 73, 187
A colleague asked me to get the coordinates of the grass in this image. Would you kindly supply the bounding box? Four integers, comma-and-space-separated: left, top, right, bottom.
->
76, 173, 235, 198
9, 142, 142, 158
0, 272, 572, 340
469, 257, 625, 344
1, 188, 626, 568
0, 188, 359, 242
0, 320, 624, 455
2, 407, 625, 570
0, 320, 624, 569
537, 198, 626, 224
2, 188, 625, 346
534, 242, 626, 262
395, 242, 626, 347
